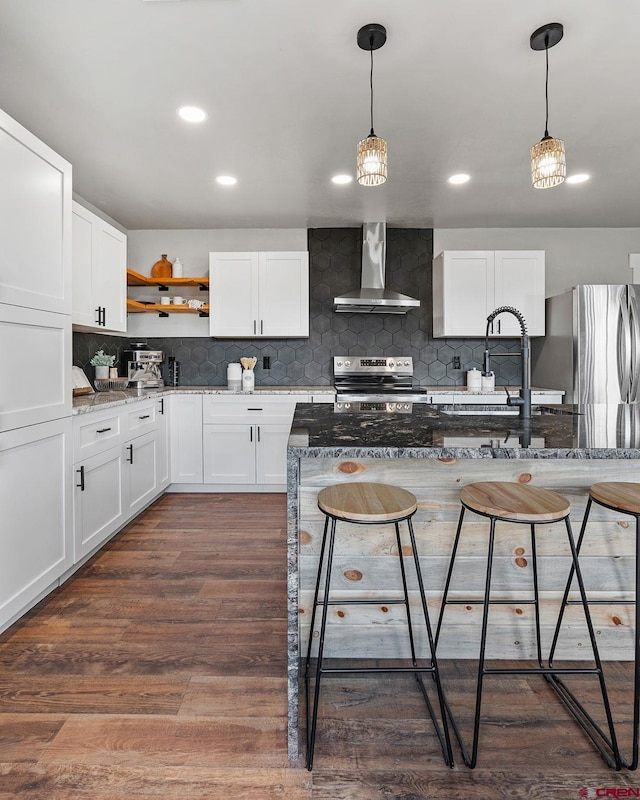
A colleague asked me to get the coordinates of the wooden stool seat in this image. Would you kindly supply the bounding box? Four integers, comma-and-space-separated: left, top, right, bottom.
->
317, 482, 417, 522
460, 481, 570, 522
590, 482, 640, 515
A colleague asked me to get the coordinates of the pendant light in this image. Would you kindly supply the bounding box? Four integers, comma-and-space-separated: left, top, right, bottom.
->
356, 23, 387, 186
530, 22, 566, 189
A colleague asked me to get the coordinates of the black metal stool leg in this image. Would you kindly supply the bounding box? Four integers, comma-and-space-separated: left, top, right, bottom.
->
306, 516, 337, 771
530, 524, 544, 669
394, 521, 418, 665
435, 505, 466, 651
405, 517, 454, 767
545, 517, 621, 770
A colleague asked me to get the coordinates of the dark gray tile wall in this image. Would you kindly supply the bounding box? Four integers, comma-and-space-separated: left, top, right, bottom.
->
73, 228, 522, 386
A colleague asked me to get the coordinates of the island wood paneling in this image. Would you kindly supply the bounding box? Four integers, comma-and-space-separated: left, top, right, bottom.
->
298, 457, 640, 660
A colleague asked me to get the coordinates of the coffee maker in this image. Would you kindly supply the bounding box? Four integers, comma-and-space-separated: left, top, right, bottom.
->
120, 343, 164, 388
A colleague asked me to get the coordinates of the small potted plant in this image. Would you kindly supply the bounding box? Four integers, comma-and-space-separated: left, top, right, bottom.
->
90, 349, 115, 380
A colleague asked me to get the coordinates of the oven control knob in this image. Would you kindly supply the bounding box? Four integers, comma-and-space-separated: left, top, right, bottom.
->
388, 361, 395, 368
336, 360, 343, 367
344, 360, 351, 367
404, 360, 410, 366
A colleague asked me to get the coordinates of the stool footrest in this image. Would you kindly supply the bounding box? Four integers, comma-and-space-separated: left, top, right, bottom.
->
444, 598, 537, 605
319, 666, 436, 675
484, 666, 601, 676
314, 597, 407, 606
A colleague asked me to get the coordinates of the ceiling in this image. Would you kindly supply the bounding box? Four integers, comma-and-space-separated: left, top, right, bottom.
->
2, 0, 639, 230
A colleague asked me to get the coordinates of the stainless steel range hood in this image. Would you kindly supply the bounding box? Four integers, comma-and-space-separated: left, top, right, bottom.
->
333, 222, 421, 314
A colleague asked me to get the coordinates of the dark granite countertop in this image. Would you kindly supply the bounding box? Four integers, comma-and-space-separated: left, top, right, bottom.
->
288, 402, 640, 459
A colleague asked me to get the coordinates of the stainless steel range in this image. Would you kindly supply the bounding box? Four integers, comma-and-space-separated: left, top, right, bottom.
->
333, 355, 429, 411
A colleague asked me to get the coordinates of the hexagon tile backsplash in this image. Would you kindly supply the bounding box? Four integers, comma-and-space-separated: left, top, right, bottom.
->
73, 227, 522, 386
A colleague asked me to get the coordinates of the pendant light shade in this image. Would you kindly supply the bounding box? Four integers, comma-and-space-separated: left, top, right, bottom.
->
357, 135, 387, 186
530, 135, 566, 189
530, 22, 565, 189
356, 23, 387, 187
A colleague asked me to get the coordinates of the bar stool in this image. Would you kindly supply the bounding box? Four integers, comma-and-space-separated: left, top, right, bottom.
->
435, 480, 621, 769
551, 481, 640, 770
305, 481, 453, 771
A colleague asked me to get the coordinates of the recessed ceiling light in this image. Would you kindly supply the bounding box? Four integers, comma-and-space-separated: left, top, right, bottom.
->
331, 174, 353, 185
448, 173, 470, 185
216, 175, 237, 186
177, 106, 207, 123
566, 173, 591, 184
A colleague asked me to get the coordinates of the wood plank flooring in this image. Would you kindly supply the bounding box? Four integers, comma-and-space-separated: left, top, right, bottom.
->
0, 492, 638, 798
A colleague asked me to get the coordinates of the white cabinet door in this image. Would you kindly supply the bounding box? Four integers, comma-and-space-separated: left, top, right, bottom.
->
71, 203, 96, 327
96, 219, 127, 333
255, 423, 290, 484
432, 251, 494, 337
74, 445, 125, 560
169, 394, 203, 483
203, 423, 255, 484
0, 418, 73, 630
157, 396, 170, 489
209, 252, 258, 337
259, 252, 309, 337
71, 201, 127, 333
493, 251, 545, 337
0, 108, 71, 315
125, 430, 158, 517
0, 304, 71, 432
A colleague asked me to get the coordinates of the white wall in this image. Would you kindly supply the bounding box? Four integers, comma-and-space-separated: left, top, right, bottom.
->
126, 228, 307, 338
434, 228, 640, 297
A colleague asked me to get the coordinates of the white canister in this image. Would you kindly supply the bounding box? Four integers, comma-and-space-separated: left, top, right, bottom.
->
227, 362, 242, 391
466, 368, 482, 391
242, 369, 255, 393
172, 257, 184, 278
481, 371, 496, 392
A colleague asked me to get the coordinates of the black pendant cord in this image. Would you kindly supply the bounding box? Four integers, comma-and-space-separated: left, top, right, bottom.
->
544, 36, 550, 138
369, 43, 375, 137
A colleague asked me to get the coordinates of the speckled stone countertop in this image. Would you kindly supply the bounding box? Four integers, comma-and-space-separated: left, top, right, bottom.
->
288, 402, 640, 458
72, 385, 335, 415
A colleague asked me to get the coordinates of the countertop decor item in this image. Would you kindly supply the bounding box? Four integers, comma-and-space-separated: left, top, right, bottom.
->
241, 356, 257, 392
94, 377, 130, 392
172, 257, 184, 278
356, 23, 388, 186
151, 254, 173, 279
90, 349, 116, 380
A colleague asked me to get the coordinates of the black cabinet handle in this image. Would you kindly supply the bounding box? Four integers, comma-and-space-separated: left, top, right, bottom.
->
250, 428, 253, 443
247, 408, 263, 411
139, 414, 150, 420
96, 427, 111, 434
260, 320, 263, 335
126, 444, 134, 464
253, 320, 257, 334
257, 425, 261, 443
159, 398, 164, 415
76, 466, 85, 491
102, 307, 107, 327
95, 307, 101, 325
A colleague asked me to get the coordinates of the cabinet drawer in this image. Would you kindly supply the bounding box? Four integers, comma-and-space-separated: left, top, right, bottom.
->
73, 409, 122, 460
202, 396, 297, 425
124, 400, 158, 436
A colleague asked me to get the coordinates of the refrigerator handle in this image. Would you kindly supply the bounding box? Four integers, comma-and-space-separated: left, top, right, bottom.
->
628, 289, 640, 401
618, 295, 632, 403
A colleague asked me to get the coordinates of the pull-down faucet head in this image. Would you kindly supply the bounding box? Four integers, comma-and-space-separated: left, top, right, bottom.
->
484, 306, 531, 420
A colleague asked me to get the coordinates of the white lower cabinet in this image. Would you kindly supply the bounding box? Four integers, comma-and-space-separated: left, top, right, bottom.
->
0, 418, 73, 629
125, 430, 158, 517
202, 422, 291, 485
73, 397, 165, 561
169, 394, 203, 483
74, 445, 125, 559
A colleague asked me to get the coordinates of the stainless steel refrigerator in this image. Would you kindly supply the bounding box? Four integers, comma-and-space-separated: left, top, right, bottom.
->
531, 284, 640, 403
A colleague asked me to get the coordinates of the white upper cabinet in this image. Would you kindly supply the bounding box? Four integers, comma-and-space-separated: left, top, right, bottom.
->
432, 250, 545, 337
0, 108, 71, 314
72, 201, 127, 332
209, 251, 309, 338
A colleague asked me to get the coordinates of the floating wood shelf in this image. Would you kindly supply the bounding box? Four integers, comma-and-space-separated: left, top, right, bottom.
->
127, 268, 209, 290
126, 299, 209, 316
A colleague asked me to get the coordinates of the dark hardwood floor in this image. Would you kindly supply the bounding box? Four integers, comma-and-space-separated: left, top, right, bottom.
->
0, 493, 638, 798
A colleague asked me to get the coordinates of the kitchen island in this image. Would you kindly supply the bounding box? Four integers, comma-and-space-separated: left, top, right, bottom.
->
286, 402, 640, 759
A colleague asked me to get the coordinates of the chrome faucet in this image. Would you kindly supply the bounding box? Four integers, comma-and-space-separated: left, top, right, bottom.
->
483, 306, 532, 421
